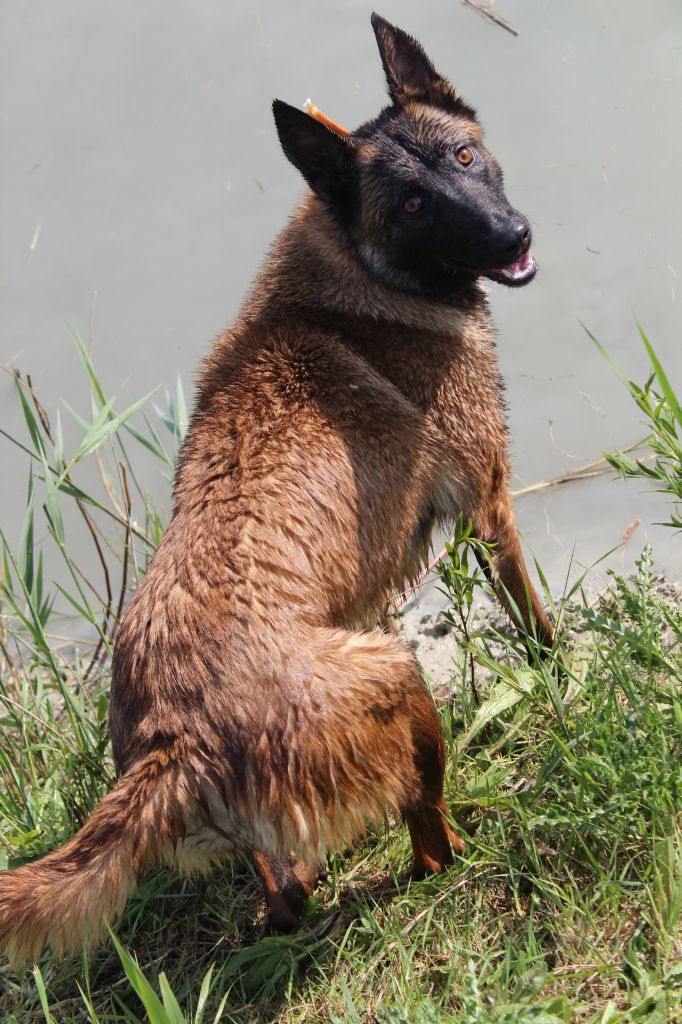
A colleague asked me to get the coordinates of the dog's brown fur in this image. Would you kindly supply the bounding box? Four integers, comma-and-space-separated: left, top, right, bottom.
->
0, 15, 554, 962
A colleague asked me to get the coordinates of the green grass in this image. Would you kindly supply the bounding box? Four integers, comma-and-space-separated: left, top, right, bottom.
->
0, 330, 681, 1022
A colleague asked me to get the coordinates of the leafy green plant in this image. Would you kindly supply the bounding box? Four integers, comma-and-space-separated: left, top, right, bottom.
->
588, 323, 681, 528
0, 336, 186, 863
31, 934, 228, 1024
335, 960, 573, 1023
435, 513, 496, 707
106, 931, 228, 1024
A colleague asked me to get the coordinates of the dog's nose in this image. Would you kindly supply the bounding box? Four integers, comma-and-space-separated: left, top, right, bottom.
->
502, 221, 532, 259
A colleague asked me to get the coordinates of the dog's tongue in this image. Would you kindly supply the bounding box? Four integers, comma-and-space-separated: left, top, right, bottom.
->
497, 249, 535, 281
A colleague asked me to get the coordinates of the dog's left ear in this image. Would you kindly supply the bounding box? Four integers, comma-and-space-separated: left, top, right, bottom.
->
273, 99, 356, 210
371, 12, 459, 110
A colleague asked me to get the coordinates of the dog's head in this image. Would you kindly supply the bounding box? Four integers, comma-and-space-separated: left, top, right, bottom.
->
273, 13, 535, 300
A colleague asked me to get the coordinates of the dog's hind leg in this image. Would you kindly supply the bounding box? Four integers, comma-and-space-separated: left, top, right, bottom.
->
402, 688, 464, 877
406, 797, 463, 878
250, 629, 463, 926
252, 852, 317, 932
309, 629, 464, 879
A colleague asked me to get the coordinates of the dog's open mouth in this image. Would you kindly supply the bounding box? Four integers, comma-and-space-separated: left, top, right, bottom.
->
443, 250, 538, 287
483, 249, 537, 287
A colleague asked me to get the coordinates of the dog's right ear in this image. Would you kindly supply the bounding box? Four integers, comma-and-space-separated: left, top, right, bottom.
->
272, 100, 356, 209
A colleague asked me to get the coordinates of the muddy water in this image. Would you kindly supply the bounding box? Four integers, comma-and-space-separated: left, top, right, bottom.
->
2, 1, 681, 619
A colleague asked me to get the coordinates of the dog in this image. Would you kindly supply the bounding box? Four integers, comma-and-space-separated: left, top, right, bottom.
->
0, 13, 555, 962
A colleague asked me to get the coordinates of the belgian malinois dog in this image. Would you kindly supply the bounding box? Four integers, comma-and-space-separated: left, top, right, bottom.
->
0, 14, 554, 961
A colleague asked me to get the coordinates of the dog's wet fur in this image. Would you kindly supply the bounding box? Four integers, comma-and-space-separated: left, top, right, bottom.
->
0, 14, 554, 961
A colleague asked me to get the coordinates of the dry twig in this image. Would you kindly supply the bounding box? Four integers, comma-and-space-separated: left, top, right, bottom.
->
461, 0, 519, 37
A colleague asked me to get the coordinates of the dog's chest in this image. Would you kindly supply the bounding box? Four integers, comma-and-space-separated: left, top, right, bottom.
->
419, 417, 475, 532
346, 317, 505, 551
403, 368, 504, 554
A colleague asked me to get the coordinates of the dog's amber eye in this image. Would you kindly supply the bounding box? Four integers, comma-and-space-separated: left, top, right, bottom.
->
456, 146, 475, 167
403, 194, 424, 214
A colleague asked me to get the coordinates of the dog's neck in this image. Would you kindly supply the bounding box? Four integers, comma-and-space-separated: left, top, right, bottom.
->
242, 194, 486, 337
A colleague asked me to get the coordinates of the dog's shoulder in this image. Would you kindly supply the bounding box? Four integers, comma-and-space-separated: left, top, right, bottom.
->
196, 319, 427, 435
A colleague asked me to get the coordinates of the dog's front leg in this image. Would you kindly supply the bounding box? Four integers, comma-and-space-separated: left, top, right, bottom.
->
471, 475, 555, 658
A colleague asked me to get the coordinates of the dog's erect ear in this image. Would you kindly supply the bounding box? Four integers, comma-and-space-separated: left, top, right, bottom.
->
371, 12, 459, 110
272, 99, 356, 208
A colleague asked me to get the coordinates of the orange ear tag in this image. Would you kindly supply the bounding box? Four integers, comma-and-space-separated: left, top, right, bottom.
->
303, 98, 350, 137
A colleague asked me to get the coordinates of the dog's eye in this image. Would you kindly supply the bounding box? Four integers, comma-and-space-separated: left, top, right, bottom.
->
402, 194, 424, 214
456, 146, 475, 167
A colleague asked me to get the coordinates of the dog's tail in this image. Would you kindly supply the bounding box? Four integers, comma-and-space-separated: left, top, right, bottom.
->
0, 745, 189, 964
